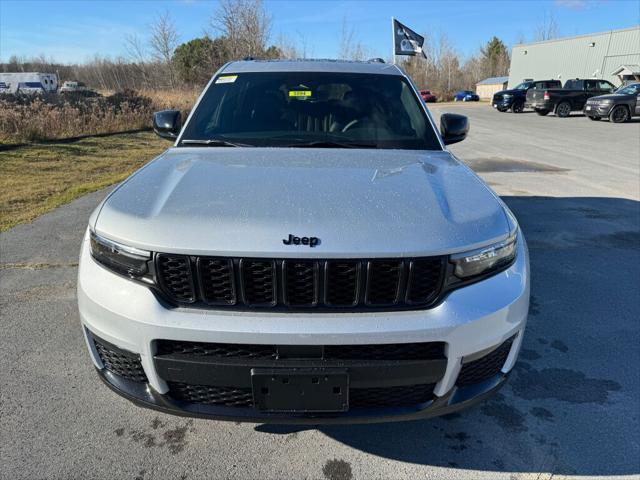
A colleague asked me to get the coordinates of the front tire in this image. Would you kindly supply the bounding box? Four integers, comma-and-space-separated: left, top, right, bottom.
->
535, 109, 550, 116
556, 101, 571, 118
511, 101, 525, 113
610, 105, 630, 123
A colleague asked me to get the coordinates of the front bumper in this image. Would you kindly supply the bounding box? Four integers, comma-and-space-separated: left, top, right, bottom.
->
492, 98, 513, 109
96, 361, 511, 424
584, 104, 612, 117
78, 230, 530, 423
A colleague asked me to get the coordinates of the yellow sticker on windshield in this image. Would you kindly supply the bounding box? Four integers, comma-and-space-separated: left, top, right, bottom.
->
289, 90, 312, 97
216, 75, 237, 84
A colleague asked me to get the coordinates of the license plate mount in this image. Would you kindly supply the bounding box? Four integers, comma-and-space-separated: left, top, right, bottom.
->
251, 368, 349, 412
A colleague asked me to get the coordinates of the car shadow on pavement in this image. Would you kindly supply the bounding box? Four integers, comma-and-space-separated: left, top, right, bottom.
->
256, 196, 640, 476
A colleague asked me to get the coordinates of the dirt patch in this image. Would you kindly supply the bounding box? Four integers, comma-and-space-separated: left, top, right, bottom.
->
322, 459, 353, 480
118, 418, 194, 455
530, 406, 554, 421
465, 157, 569, 173
512, 368, 622, 404
481, 400, 527, 433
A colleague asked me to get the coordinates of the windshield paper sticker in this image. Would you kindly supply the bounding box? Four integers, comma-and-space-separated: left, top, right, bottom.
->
289, 90, 312, 98
216, 75, 238, 84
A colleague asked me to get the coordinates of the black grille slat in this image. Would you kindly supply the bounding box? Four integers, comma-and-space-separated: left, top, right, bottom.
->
156, 340, 445, 361
283, 260, 318, 306
325, 261, 360, 306
156, 254, 196, 303
365, 260, 403, 306
456, 336, 515, 386
155, 255, 444, 310
406, 258, 444, 304
324, 342, 445, 361
198, 257, 236, 305
156, 341, 277, 359
241, 259, 277, 306
93, 337, 147, 383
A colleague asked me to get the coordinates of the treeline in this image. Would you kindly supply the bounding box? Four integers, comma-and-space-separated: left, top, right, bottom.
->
400, 35, 510, 100
0, 0, 282, 91
1, 0, 552, 99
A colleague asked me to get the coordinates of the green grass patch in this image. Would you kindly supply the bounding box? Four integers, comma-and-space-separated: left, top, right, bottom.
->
0, 131, 168, 232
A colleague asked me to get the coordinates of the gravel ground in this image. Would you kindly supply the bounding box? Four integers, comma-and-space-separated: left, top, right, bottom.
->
1, 104, 639, 480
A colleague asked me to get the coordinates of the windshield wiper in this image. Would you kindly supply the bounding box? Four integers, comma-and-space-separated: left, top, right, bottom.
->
180, 139, 249, 147
284, 140, 378, 149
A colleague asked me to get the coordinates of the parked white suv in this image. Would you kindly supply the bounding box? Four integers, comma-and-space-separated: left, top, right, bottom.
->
78, 59, 529, 423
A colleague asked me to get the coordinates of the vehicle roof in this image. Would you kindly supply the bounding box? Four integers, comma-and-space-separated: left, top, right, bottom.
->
221, 59, 403, 76
477, 76, 509, 85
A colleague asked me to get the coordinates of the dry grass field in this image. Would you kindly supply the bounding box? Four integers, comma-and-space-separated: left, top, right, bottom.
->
0, 88, 200, 231
0, 131, 167, 231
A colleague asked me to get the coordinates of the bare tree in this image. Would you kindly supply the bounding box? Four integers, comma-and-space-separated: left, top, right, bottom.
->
275, 33, 301, 59
150, 12, 180, 87
535, 11, 559, 41
211, 0, 272, 59
124, 33, 151, 88
339, 17, 370, 61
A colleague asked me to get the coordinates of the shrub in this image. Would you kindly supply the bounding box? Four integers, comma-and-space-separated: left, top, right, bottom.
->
0, 88, 196, 144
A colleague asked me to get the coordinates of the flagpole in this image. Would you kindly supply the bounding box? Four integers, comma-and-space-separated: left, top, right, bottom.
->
391, 17, 395, 65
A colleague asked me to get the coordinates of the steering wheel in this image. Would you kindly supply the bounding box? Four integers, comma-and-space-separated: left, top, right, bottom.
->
342, 118, 375, 133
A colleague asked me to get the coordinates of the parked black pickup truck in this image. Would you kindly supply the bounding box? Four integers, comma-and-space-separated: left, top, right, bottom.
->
525, 79, 617, 117
492, 79, 561, 113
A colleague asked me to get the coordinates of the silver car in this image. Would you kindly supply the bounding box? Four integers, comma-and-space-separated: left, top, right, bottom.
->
78, 59, 529, 423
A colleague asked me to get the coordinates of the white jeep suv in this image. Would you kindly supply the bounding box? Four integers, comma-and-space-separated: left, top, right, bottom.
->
78, 59, 529, 423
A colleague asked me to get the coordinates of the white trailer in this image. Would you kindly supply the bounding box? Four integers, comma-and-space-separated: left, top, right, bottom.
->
0, 72, 58, 94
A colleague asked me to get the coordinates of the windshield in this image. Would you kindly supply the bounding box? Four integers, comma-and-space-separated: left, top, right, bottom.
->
616, 84, 640, 95
180, 72, 442, 150
514, 82, 531, 90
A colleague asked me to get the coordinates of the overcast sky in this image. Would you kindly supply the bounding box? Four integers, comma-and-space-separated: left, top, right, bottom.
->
0, 0, 637, 63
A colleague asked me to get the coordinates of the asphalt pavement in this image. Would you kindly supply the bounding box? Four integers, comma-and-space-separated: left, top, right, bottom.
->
1, 104, 639, 480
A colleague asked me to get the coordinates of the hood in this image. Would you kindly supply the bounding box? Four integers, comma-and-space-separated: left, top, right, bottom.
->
94, 148, 510, 257
494, 89, 520, 96
590, 93, 630, 101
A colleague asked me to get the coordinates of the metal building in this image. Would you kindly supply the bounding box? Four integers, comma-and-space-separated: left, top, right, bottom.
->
508, 26, 640, 88
475, 76, 509, 100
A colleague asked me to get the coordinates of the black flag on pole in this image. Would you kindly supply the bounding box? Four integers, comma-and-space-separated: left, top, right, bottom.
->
393, 19, 426, 57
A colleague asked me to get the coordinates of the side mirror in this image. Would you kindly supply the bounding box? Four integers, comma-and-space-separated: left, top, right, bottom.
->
153, 110, 181, 140
440, 113, 469, 145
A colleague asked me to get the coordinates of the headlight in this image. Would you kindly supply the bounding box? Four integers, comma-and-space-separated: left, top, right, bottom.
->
90, 230, 152, 280
450, 233, 517, 278
503, 94, 512, 99
600, 99, 613, 104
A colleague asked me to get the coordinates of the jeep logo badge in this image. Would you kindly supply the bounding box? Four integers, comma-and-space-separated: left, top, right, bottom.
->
283, 234, 319, 247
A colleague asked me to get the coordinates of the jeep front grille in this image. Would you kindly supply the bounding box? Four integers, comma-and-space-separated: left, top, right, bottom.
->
155, 255, 446, 311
